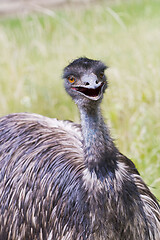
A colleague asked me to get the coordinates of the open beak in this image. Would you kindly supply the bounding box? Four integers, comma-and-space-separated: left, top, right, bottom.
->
71, 82, 105, 100
71, 74, 106, 100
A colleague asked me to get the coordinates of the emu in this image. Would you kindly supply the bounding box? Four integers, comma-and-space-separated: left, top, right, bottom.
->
0, 57, 160, 240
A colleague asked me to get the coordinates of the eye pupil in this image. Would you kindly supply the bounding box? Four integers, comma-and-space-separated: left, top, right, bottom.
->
68, 76, 75, 83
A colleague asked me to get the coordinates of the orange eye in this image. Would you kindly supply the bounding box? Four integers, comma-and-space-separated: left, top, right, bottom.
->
68, 76, 75, 83
99, 71, 104, 79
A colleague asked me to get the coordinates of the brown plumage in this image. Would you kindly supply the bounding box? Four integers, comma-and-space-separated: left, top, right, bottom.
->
0, 57, 160, 240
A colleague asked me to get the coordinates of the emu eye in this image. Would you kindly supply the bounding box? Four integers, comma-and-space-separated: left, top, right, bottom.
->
99, 71, 104, 79
68, 76, 75, 83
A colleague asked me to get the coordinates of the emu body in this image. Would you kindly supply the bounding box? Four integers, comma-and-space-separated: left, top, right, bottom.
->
0, 57, 160, 240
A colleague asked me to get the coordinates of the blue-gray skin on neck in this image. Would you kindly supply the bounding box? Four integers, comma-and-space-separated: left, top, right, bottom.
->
79, 103, 117, 178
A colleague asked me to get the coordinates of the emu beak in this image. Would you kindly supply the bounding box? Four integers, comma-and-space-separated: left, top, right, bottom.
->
71, 74, 106, 100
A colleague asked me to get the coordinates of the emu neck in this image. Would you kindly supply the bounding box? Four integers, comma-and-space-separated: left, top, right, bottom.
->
79, 104, 116, 174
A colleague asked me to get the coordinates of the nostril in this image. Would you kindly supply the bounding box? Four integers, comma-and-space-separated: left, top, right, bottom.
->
96, 80, 98, 84
85, 82, 90, 86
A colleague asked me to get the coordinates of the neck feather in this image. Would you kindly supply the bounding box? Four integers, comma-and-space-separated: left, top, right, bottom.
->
79, 105, 117, 176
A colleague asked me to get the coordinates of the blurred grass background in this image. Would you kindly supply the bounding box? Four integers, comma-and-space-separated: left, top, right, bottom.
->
0, 0, 159, 199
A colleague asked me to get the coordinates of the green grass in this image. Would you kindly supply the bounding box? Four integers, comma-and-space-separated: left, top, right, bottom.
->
0, 0, 159, 199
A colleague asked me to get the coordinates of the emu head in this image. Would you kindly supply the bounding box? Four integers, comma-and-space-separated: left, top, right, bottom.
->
63, 57, 108, 108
